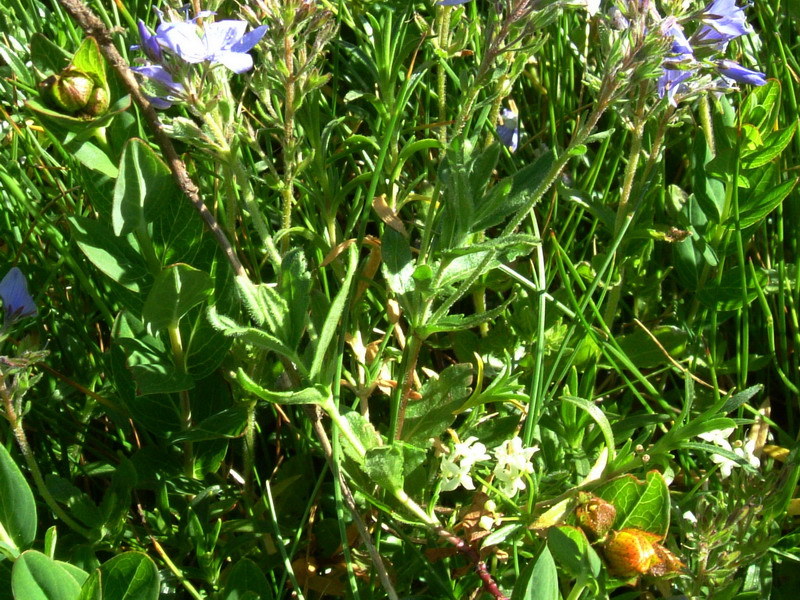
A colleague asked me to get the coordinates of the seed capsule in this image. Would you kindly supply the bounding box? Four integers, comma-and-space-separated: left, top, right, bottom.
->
575, 495, 617, 541
602, 528, 661, 578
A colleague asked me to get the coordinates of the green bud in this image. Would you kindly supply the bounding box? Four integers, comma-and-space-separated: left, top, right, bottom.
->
40, 69, 109, 117
84, 86, 109, 117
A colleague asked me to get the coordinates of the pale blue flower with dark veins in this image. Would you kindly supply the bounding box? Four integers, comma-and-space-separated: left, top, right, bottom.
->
716, 59, 767, 86
695, 0, 752, 46
156, 20, 268, 73
0, 267, 37, 324
130, 65, 186, 108
496, 108, 519, 152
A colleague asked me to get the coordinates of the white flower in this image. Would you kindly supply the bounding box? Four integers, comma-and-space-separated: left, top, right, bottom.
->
697, 427, 760, 478
440, 456, 476, 492
453, 436, 490, 467
698, 427, 735, 448
439, 436, 490, 492
682, 511, 697, 524
492, 436, 538, 497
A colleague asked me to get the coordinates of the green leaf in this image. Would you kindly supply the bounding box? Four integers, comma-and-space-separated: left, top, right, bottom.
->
170, 405, 250, 443
281, 249, 312, 349
310, 245, 357, 380
77, 552, 160, 600
237, 370, 328, 406
597, 471, 670, 537
364, 445, 405, 492
697, 267, 768, 311
70, 37, 108, 93
221, 558, 274, 600
546, 526, 602, 581
71, 140, 118, 178
142, 264, 213, 332
736, 178, 797, 228
382, 227, 415, 296
30, 34, 71, 76
69, 216, 150, 293
560, 396, 616, 462
340, 411, 383, 466
402, 363, 472, 445
614, 326, 689, 369
113, 138, 177, 237
0, 444, 36, 556
741, 122, 797, 169
511, 545, 560, 600
12, 551, 83, 600
113, 311, 195, 395
473, 150, 555, 231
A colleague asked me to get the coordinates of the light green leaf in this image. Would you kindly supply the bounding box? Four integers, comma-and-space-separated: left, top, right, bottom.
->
0, 444, 36, 556
142, 264, 213, 332
511, 545, 560, 600
77, 552, 160, 600
113, 138, 176, 237
12, 551, 82, 600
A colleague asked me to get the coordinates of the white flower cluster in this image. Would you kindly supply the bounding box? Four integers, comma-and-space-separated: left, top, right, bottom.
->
440, 435, 539, 498
697, 427, 759, 478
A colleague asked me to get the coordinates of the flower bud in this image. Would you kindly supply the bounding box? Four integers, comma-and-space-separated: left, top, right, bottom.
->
40, 69, 108, 117
575, 495, 616, 541
84, 86, 110, 117
602, 528, 660, 578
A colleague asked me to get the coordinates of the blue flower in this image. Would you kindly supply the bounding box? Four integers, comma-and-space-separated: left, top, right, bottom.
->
156, 20, 268, 73
695, 0, 752, 46
658, 24, 696, 106
134, 19, 163, 63
130, 65, 186, 108
0, 267, 37, 324
496, 108, 519, 152
437, 0, 472, 5
716, 59, 766, 86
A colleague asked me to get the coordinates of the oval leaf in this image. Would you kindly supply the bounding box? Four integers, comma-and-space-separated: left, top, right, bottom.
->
0, 444, 36, 555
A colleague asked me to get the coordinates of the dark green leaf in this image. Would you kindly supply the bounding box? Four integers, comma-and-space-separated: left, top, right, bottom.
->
221, 558, 273, 600
402, 364, 472, 445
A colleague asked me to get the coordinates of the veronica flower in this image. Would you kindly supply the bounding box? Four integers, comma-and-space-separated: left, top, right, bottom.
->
130, 65, 186, 109
156, 19, 268, 73
0, 267, 38, 324
134, 20, 163, 63
496, 108, 519, 152
695, 0, 752, 46
658, 24, 696, 106
715, 59, 767, 86
437, 0, 472, 5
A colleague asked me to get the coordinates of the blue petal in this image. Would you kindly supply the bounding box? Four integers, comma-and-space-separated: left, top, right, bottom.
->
214, 50, 254, 74
157, 21, 207, 63
0, 267, 37, 322
716, 60, 766, 86
137, 20, 163, 62
231, 25, 268, 53
497, 109, 519, 152
437, 0, 472, 5
203, 20, 248, 54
